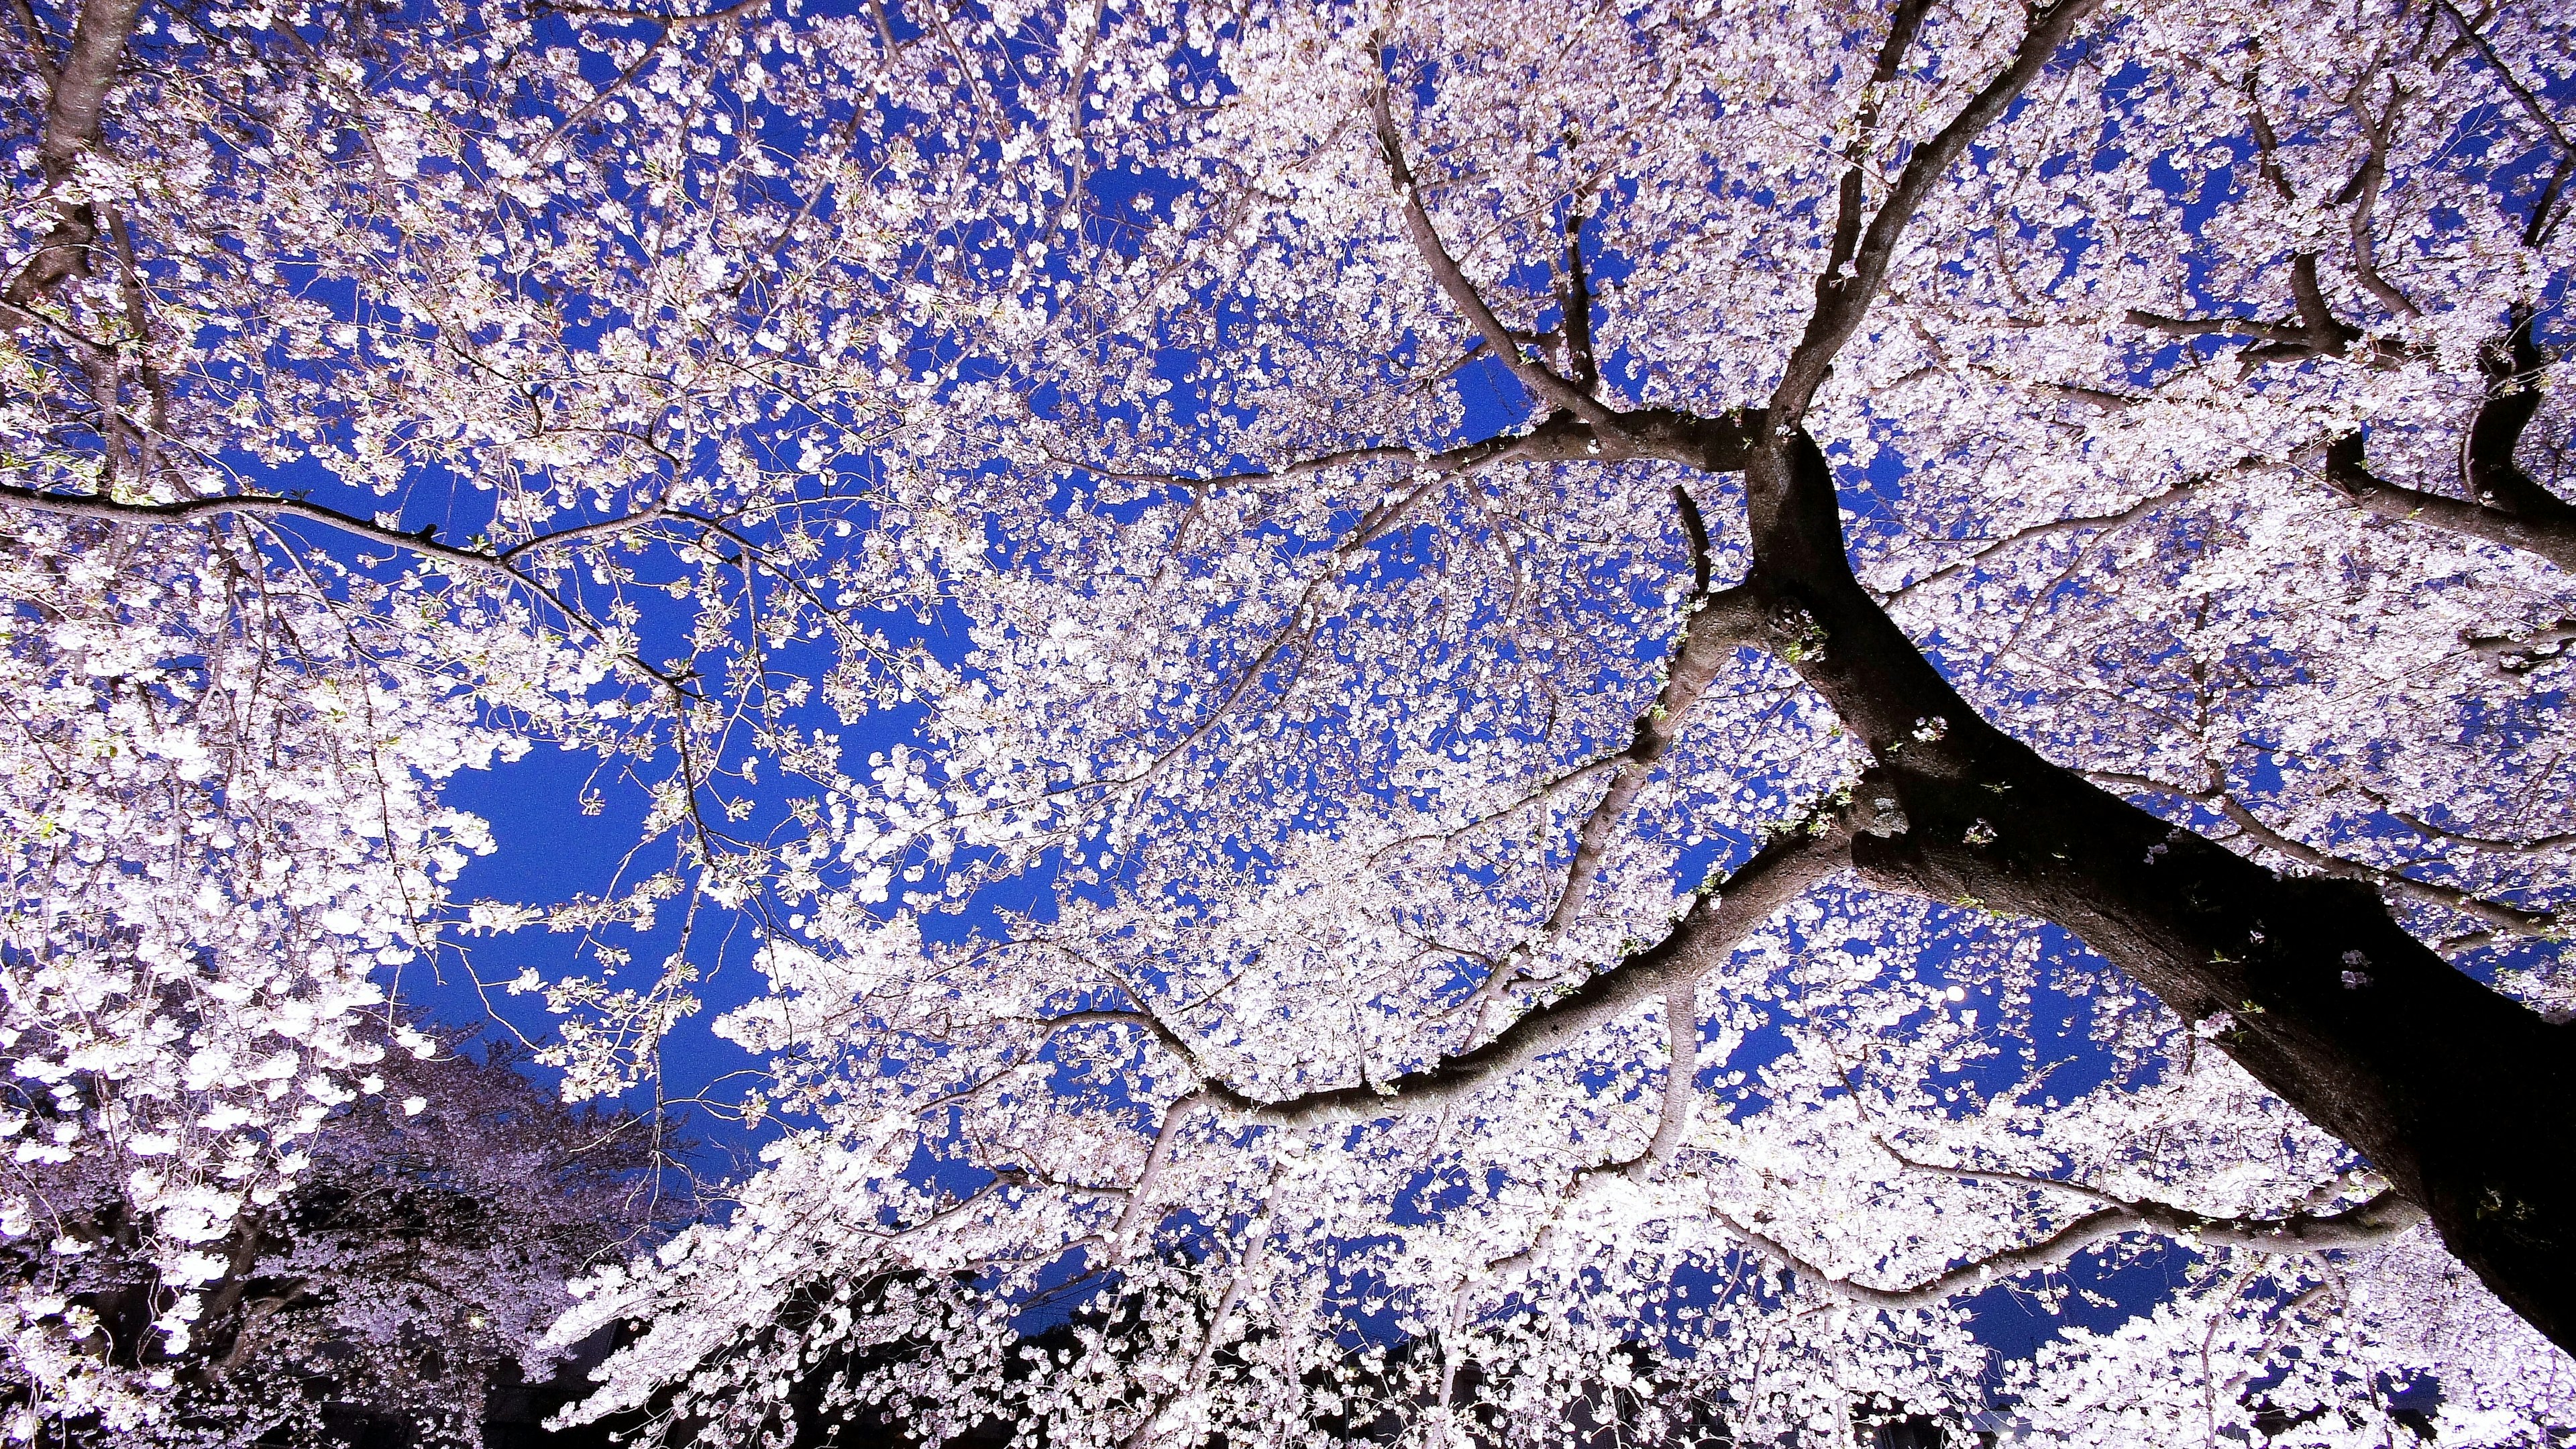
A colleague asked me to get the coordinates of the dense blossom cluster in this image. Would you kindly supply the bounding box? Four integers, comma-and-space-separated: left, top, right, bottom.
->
0, 521, 519, 1433
0, 0, 891, 1426
552, 0, 2576, 1443
0, 1032, 663, 1443
1, 0, 2573, 1442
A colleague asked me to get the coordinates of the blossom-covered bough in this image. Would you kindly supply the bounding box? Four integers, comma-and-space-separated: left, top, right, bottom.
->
6, 0, 2576, 1442
538, 0, 2576, 1443
0, 0, 927, 1431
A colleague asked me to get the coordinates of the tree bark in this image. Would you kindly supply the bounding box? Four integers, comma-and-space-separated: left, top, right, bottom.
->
4, 0, 145, 313
1742, 429, 2576, 1354
2304, 311, 2576, 574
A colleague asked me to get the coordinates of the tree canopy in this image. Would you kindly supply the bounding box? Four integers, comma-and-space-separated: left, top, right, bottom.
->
2, 0, 2575, 1443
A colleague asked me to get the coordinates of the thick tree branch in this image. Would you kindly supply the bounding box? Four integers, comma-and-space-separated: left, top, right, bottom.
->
2116, 82, 2428, 368
3, 0, 144, 314
1880, 1146, 2426, 1252
2120, 309, 2306, 343
1840, 726, 2576, 1348
2247, 78, 2374, 352
1112, 1087, 1206, 1256
1718, 1201, 2127, 1310
2430, 0, 2576, 160
1706, 378, 2576, 1346
2282, 254, 2356, 356
1034, 7, 2575, 1356
2082, 768, 2559, 941
1716, 1183, 2418, 1311
1814, 0, 1933, 321
2341, 80, 2419, 319
2463, 311, 2571, 521
2243, 73, 2300, 207
1554, 208, 1600, 394
2123, 264, 2402, 369
1038, 0, 2576, 1366
1624, 978, 1697, 1181
1612, 0, 2574, 1335
1487, 982, 1707, 1283
1672, 481, 1711, 596
1702, 1134, 2422, 1311
1061, 408, 1770, 498
1772, 0, 2104, 423
2322, 432, 2576, 575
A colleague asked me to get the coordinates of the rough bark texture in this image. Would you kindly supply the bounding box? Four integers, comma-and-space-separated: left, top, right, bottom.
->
1741, 430, 2576, 1354
4, 0, 143, 312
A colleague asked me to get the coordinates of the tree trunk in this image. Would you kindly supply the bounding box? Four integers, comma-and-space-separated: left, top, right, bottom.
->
1742, 433, 2576, 1353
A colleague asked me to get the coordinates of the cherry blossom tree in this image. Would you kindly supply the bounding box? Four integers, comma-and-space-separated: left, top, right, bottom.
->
541, 0, 2576, 1442
0, 0, 957, 1426
5, 0, 2576, 1441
